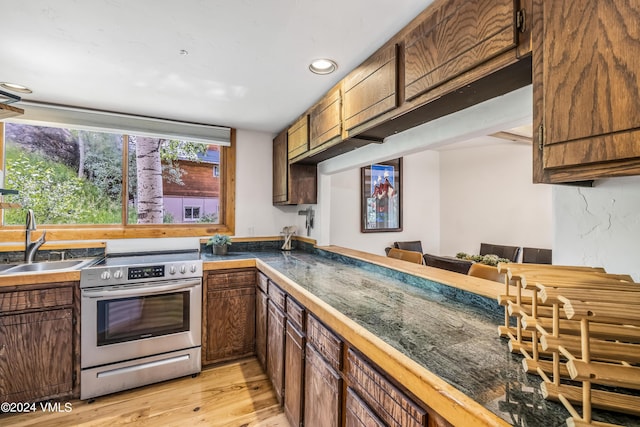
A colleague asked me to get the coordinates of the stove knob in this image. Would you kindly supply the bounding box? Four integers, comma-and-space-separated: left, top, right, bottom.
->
180, 265, 187, 274
190, 264, 198, 273
113, 270, 123, 279
100, 271, 111, 280
169, 266, 177, 275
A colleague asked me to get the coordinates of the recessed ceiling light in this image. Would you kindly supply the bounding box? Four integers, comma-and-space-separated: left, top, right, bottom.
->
0, 82, 32, 94
309, 59, 337, 75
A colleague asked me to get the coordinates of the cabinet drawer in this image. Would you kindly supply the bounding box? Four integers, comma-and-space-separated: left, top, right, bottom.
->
207, 269, 256, 290
268, 282, 286, 311
256, 272, 269, 293
347, 349, 426, 427
286, 297, 305, 331
0, 284, 74, 313
346, 387, 385, 427
307, 315, 343, 371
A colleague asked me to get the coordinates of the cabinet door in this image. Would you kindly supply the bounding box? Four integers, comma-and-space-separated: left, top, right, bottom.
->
304, 343, 342, 427
267, 300, 286, 405
309, 86, 342, 151
273, 130, 288, 204
204, 287, 256, 364
404, 0, 516, 101
256, 289, 268, 370
345, 388, 385, 427
533, 0, 640, 182
288, 115, 310, 160
284, 322, 305, 427
343, 43, 398, 134
0, 309, 73, 402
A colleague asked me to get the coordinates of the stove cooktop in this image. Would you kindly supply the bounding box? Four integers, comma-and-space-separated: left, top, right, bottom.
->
94, 250, 201, 267
81, 250, 203, 287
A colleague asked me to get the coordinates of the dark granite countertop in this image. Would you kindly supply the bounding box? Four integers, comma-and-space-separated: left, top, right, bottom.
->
202, 248, 639, 427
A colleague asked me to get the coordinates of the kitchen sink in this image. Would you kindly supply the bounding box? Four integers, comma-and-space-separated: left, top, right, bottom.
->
0, 259, 99, 275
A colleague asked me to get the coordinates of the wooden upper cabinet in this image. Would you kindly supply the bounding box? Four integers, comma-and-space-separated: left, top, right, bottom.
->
310, 85, 342, 150
533, 0, 640, 183
273, 129, 317, 205
288, 115, 309, 160
343, 43, 398, 135
404, 0, 517, 101
272, 130, 288, 204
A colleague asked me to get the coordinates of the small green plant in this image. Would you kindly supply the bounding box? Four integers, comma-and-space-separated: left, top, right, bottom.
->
207, 234, 232, 247
456, 252, 509, 266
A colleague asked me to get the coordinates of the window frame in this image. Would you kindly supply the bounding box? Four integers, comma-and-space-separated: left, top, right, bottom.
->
0, 123, 235, 241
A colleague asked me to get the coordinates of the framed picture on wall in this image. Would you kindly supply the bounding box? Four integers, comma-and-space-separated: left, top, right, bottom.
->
361, 158, 402, 233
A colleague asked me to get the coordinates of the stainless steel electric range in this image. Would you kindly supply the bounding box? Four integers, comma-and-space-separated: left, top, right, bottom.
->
79, 250, 203, 400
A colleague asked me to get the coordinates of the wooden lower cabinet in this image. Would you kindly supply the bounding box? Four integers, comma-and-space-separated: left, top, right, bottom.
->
304, 343, 342, 427
0, 282, 78, 403
284, 321, 305, 427
267, 299, 286, 405
255, 288, 268, 370
203, 269, 256, 365
345, 387, 384, 427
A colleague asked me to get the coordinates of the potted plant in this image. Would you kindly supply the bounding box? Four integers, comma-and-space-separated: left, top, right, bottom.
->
207, 234, 232, 255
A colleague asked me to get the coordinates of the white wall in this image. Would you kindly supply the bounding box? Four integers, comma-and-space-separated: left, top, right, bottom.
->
553, 176, 640, 280
328, 150, 440, 255
234, 129, 301, 237
439, 141, 553, 257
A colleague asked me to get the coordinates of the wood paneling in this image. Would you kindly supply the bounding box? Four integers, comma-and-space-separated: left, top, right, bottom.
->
284, 321, 305, 427
343, 44, 398, 133
203, 269, 256, 365
404, 0, 516, 100
309, 86, 342, 150
267, 300, 286, 405
0, 309, 74, 402
288, 115, 309, 160
304, 343, 342, 427
534, 0, 640, 182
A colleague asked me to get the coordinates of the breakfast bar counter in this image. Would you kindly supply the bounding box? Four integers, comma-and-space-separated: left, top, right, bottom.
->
203, 246, 637, 427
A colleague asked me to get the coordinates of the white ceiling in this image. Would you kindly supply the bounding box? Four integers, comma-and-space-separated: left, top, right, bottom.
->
2, 0, 433, 134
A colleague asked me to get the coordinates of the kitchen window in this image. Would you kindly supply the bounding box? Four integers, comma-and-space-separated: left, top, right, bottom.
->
0, 108, 235, 240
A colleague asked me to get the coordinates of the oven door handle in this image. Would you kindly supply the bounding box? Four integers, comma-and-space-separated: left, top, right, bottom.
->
82, 280, 200, 298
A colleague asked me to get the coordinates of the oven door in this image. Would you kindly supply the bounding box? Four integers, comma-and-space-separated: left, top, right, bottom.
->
81, 278, 202, 369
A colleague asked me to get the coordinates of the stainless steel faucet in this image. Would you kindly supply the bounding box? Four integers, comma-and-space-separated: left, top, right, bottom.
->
25, 209, 46, 263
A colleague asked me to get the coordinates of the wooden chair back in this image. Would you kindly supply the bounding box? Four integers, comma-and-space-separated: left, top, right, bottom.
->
387, 248, 424, 265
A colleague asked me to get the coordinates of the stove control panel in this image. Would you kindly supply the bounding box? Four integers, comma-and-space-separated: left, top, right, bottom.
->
128, 265, 165, 280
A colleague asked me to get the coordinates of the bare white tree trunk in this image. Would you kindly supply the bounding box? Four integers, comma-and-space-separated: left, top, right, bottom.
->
135, 137, 164, 223
77, 131, 86, 178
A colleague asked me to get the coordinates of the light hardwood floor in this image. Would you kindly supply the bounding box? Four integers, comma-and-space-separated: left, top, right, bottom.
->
1, 357, 289, 427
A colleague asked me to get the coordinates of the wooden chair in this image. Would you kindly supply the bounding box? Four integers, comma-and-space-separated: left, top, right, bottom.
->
393, 240, 423, 253
387, 248, 424, 265
467, 263, 505, 283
